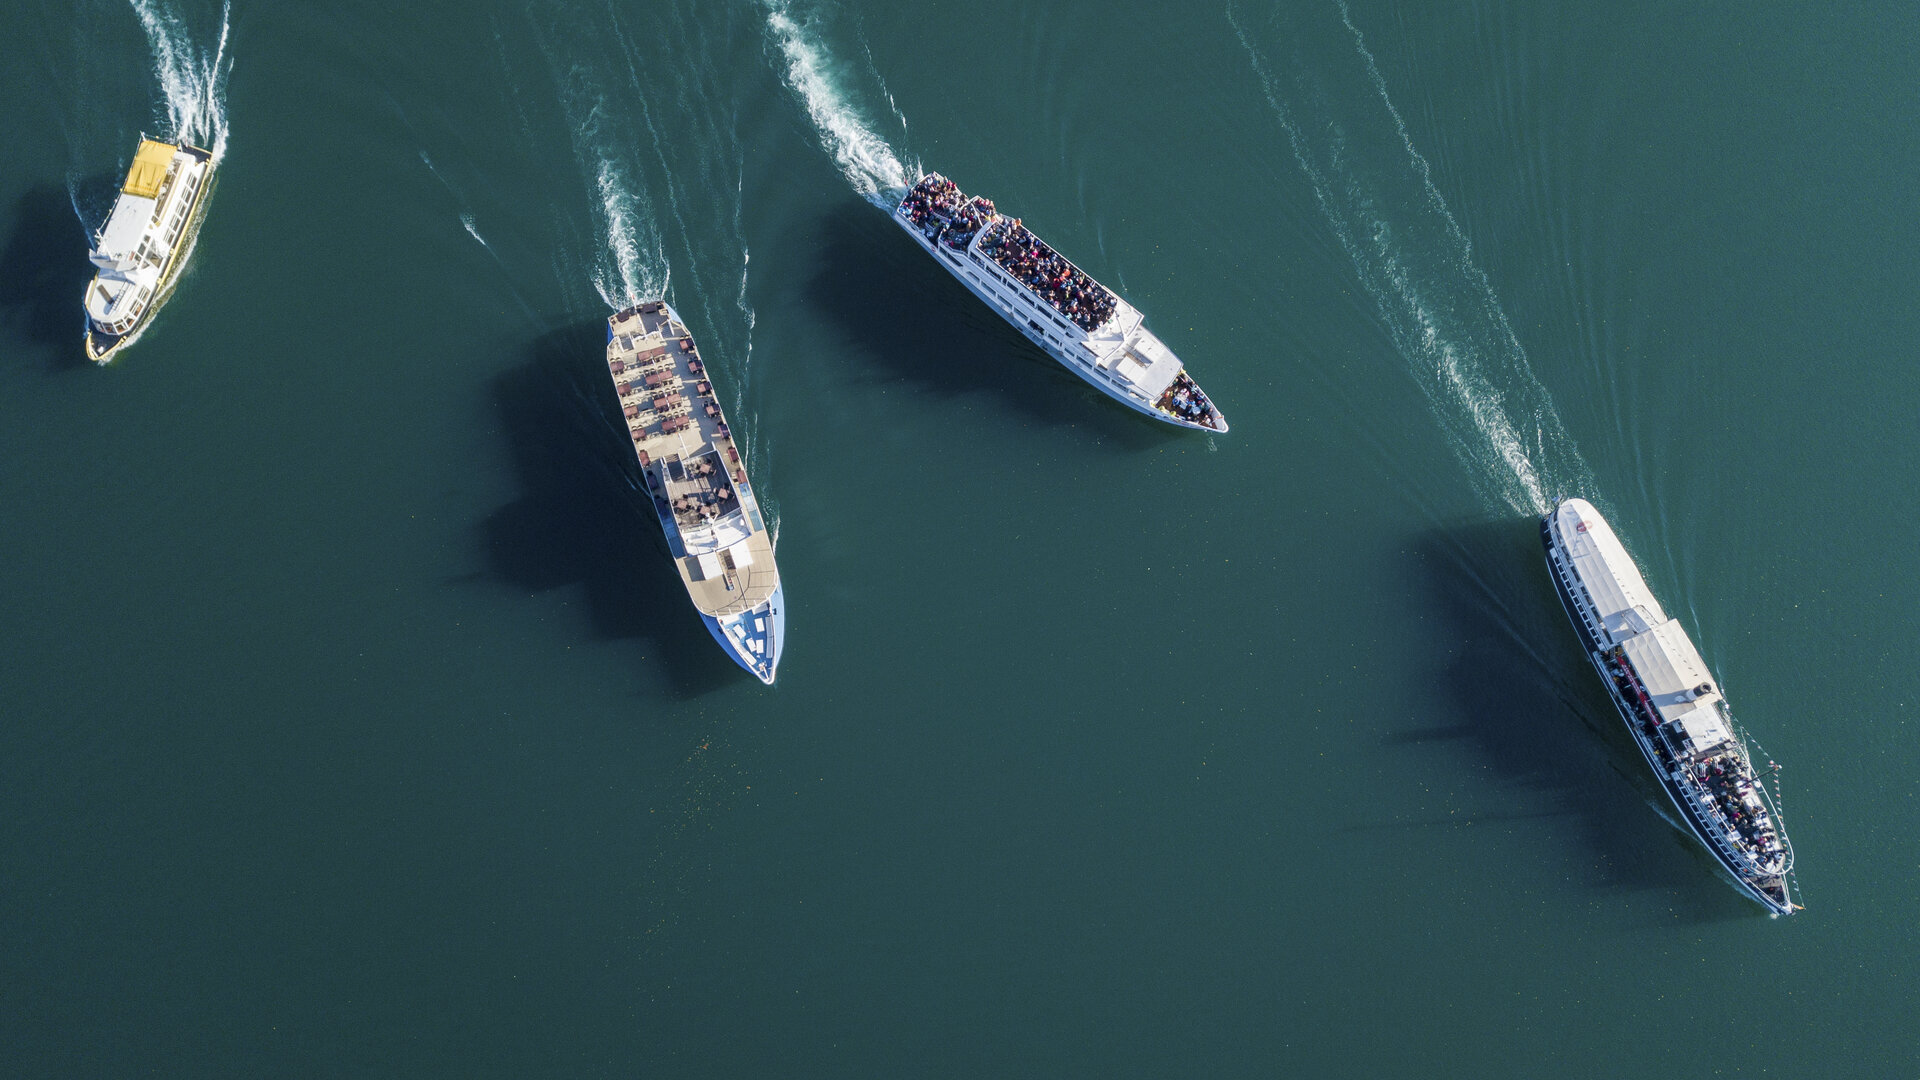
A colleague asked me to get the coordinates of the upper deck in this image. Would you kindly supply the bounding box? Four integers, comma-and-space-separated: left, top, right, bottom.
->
898, 173, 1120, 334
607, 302, 778, 618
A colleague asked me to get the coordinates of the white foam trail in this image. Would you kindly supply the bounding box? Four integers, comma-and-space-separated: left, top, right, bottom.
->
590, 149, 667, 307
1231, 2, 1591, 516
421, 150, 530, 311
863, 34, 912, 145
530, 3, 671, 309
67, 179, 98, 240
129, 0, 232, 160
757, 0, 910, 204
736, 243, 755, 373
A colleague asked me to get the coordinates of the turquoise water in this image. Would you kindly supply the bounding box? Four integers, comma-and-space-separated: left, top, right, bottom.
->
3, 0, 1917, 1074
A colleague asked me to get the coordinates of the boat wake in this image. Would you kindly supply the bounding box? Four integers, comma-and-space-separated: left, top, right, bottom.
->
459, 213, 488, 252
519, 2, 678, 309
523, 0, 762, 342
546, 50, 670, 310
755, 0, 913, 206
1231, 1, 1592, 516
589, 150, 668, 308
129, 0, 231, 161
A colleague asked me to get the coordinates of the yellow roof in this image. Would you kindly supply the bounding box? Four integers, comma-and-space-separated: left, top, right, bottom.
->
122, 139, 177, 198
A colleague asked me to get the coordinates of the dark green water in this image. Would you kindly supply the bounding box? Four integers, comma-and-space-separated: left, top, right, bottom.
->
4, 0, 1917, 1074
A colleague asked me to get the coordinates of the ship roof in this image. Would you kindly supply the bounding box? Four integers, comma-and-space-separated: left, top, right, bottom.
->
1620, 619, 1712, 705
123, 139, 176, 199
1109, 329, 1184, 398
94, 195, 157, 260
1620, 613, 1733, 750
1554, 499, 1666, 640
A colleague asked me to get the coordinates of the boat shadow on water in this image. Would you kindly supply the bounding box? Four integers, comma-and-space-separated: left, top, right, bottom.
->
804, 197, 1183, 452
1395, 515, 1758, 925
0, 182, 103, 368
476, 321, 741, 699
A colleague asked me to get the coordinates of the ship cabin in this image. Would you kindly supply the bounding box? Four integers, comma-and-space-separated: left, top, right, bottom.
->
1611, 619, 1789, 870
899, 172, 1125, 341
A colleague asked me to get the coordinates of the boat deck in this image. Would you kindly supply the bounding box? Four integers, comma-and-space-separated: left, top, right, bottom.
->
608, 303, 778, 618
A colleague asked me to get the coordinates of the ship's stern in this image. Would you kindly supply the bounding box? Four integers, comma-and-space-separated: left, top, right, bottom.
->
84, 327, 121, 364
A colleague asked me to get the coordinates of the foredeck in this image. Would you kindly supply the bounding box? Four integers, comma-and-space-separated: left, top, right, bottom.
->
607, 303, 778, 618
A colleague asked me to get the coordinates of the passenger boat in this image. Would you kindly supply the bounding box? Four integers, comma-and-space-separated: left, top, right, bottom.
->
891, 173, 1226, 431
84, 136, 215, 363
1543, 498, 1795, 914
606, 302, 784, 683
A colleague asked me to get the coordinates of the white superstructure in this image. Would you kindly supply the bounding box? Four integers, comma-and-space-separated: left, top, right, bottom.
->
1543, 498, 1795, 914
84, 137, 215, 362
892, 174, 1226, 431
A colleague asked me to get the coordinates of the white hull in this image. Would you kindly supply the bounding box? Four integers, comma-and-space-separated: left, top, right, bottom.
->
1542, 499, 1794, 914
891, 174, 1226, 432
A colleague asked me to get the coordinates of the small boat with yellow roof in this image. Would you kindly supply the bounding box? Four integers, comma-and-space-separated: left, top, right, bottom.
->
83, 136, 215, 363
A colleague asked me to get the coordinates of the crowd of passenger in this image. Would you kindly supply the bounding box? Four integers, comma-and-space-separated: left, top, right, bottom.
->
900, 174, 965, 236
978, 221, 1117, 332
1156, 372, 1220, 428
941, 197, 997, 249
900, 174, 997, 249
901, 172, 1119, 331
1695, 757, 1785, 859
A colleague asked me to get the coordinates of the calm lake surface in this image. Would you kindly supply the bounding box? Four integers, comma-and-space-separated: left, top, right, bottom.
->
3, 0, 1917, 1075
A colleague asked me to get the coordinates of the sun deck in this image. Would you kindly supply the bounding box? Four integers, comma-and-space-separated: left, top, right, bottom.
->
898, 174, 1121, 334
607, 302, 778, 618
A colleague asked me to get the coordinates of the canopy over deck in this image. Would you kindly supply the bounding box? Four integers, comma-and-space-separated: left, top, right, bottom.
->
123, 139, 176, 198
1620, 605, 1733, 752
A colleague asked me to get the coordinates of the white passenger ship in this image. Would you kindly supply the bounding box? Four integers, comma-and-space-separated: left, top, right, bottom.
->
891, 173, 1226, 431
1543, 498, 1795, 914
606, 302, 784, 683
84, 137, 215, 363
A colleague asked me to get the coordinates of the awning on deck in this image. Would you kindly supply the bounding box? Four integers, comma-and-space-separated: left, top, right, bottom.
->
123, 139, 175, 198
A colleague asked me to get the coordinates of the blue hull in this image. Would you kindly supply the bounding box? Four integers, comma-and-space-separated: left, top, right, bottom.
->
612, 310, 783, 685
